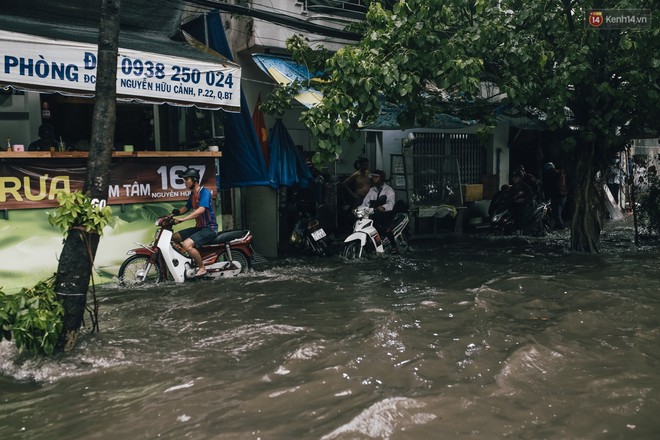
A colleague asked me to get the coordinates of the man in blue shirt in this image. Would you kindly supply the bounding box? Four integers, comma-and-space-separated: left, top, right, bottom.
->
171, 167, 218, 277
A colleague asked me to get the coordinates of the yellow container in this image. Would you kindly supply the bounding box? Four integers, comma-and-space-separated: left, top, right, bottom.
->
462, 184, 484, 202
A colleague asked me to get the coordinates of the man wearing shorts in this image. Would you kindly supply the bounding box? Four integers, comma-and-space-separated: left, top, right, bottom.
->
171, 167, 218, 277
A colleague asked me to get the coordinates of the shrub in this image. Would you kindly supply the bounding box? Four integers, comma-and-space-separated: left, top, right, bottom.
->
0, 277, 63, 356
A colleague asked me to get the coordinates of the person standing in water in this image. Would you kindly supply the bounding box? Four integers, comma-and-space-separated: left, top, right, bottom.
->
343, 157, 372, 208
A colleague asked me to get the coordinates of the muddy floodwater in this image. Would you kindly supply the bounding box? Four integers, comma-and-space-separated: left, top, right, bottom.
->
2, 217, 659, 439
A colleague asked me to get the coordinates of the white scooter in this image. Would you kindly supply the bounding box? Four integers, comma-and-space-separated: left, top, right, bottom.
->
341, 206, 410, 259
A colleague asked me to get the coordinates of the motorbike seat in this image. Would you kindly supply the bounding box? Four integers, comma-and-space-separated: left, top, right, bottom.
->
392, 213, 407, 224
382, 213, 407, 233
212, 229, 250, 244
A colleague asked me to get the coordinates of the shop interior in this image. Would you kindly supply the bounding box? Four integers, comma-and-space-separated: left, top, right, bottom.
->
40, 93, 225, 152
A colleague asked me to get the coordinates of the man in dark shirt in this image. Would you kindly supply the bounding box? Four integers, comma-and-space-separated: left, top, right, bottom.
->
28, 123, 59, 152
542, 162, 568, 230
510, 170, 535, 231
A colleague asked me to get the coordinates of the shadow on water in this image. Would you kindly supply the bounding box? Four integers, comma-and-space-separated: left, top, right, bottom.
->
2, 216, 659, 439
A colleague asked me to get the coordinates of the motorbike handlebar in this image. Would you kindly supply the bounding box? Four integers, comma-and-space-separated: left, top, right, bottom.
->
353, 207, 374, 218
157, 214, 176, 227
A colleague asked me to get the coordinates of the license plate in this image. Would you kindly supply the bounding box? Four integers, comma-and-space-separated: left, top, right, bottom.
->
311, 228, 326, 241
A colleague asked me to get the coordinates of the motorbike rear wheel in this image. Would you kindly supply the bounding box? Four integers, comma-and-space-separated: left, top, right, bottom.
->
225, 249, 250, 273
118, 255, 162, 285
395, 232, 411, 253
307, 236, 329, 256
342, 240, 362, 259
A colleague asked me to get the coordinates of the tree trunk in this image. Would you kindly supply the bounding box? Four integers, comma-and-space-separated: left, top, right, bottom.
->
56, 0, 120, 351
55, 229, 100, 351
85, 0, 121, 199
570, 141, 603, 253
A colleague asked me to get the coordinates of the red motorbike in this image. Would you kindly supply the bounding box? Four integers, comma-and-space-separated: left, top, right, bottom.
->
118, 215, 254, 285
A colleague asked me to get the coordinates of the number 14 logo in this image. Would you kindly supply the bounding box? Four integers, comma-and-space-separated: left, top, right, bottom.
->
589, 11, 604, 27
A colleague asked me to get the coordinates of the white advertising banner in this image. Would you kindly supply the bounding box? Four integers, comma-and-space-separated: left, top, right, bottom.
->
0, 30, 241, 111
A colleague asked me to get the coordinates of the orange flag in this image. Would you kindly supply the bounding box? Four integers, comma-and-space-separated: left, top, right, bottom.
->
252, 94, 269, 167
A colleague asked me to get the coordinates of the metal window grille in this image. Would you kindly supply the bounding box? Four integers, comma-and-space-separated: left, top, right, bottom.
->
410, 132, 485, 184
403, 132, 486, 206
447, 133, 486, 184
304, 0, 369, 16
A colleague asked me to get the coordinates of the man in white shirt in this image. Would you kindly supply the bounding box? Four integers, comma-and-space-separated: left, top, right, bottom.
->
360, 169, 398, 253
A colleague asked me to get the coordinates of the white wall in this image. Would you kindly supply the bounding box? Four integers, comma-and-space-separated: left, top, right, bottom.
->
491, 123, 510, 189
0, 91, 41, 149
248, 1, 353, 52
631, 138, 660, 161
374, 124, 510, 194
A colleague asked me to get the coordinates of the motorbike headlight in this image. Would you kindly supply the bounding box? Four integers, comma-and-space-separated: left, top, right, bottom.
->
290, 230, 301, 245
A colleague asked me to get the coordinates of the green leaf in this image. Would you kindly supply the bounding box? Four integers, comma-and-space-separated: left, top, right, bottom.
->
48, 191, 114, 236
0, 277, 62, 356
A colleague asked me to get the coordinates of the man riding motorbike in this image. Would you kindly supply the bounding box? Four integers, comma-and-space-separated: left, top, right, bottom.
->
359, 169, 399, 253
170, 167, 218, 277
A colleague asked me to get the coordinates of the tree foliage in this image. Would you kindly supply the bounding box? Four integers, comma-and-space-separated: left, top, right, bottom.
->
265, 0, 659, 252
0, 277, 63, 356
48, 191, 115, 235
0, 189, 114, 357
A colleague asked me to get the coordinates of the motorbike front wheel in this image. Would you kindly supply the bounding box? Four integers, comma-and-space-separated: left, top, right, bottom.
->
342, 240, 362, 259
118, 255, 162, 285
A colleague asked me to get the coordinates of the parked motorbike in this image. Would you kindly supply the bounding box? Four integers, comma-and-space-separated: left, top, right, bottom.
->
342, 206, 410, 259
118, 215, 254, 285
290, 215, 332, 256
490, 200, 550, 236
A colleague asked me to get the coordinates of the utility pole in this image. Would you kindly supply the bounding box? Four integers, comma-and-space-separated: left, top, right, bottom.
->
56, 0, 121, 351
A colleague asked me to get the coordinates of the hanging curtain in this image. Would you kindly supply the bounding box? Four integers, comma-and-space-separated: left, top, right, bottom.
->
252, 93, 270, 167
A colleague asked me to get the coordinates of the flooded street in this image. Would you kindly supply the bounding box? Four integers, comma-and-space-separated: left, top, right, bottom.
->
2, 217, 659, 440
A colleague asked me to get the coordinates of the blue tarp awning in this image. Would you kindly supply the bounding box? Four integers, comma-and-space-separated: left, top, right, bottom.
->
183, 11, 314, 189
252, 54, 323, 109
184, 12, 272, 188
363, 102, 479, 130
268, 119, 312, 188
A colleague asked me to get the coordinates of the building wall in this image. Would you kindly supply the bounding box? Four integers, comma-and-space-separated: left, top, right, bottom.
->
378, 124, 509, 190
248, 1, 354, 52
0, 91, 42, 149
491, 123, 510, 189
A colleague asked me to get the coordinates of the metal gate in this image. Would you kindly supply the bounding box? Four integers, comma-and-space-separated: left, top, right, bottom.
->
410, 132, 486, 185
